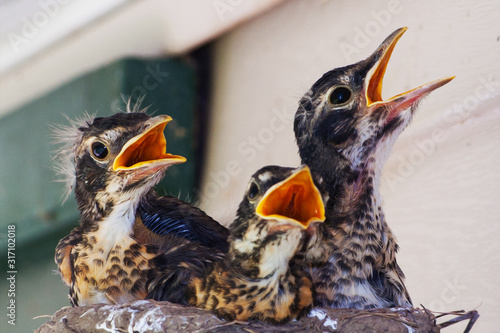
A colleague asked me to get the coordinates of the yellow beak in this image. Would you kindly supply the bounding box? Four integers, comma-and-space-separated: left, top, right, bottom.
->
113, 115, 186, 171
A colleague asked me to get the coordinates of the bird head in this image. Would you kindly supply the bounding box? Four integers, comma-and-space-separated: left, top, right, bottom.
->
53, 110, 186, 218
229, 165, 326, 277
294, 27, 454, 178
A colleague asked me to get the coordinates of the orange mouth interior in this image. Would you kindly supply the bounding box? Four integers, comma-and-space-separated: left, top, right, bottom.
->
256, 167, 325, 229
366, 27, 407, 106
113, 117, 186, 171
365, 27, 455, 119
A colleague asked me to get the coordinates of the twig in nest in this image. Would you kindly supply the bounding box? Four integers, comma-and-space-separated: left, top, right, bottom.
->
242, 328, 258, 333
194, 319, 250, 333
33, 315, 53, 320
421, 304, 479, 333
338, 309, 418, 328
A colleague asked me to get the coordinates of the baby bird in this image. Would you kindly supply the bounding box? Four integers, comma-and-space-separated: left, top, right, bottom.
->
294, 27, 454, 308
53, 108, 228, 306
187, 165, 327, 324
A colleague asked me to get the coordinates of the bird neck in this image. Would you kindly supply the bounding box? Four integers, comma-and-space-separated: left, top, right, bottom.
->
333, 158, 394, 280
257, 228, 303, 278
231, 227, 303, 279
344, 165, 384, 222
299, 138, 385, 222
85, 200, 139, 254
76, 186, 147, 253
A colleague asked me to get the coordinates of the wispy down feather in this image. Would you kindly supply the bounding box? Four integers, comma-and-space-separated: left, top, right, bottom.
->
126, 96, 149, 114
51, 112, 94, 202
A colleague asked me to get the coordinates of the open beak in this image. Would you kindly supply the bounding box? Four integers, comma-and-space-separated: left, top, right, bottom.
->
365, 27, 454, 122
113, 115, 186, 171
256, 165, 325, 230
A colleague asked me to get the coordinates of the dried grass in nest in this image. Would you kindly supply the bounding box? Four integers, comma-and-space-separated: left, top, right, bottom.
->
35, 300, 479, 333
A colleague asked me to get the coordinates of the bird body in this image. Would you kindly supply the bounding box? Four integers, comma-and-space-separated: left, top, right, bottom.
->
294, 27, 454, 308
62, 223, 154, 305
188, 232, 314, 324
54, 109, 228, 306
187, 165, 327, 323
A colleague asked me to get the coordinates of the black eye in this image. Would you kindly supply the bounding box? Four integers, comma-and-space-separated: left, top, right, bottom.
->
91, 141, 108, 160
328, 86, 352, 105
247, 181, 260, 200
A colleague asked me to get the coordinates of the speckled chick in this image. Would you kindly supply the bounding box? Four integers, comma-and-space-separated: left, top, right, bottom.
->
187, 165, 327, 324
54, 107, 227, 306
294, 27, 454, 308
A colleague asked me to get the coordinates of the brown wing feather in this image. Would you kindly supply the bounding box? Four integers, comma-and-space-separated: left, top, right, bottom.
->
55, 227, 82, 286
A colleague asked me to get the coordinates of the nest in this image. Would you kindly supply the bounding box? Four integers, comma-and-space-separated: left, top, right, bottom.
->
36, 300, 478, 333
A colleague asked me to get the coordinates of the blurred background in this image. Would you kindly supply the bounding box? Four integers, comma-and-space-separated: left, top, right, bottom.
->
0, 0, 498, 332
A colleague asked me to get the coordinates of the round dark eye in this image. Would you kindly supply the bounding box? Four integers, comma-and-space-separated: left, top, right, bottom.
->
247, 181, 260, 200
91, 141, 108, 160
328, 86, 352, 105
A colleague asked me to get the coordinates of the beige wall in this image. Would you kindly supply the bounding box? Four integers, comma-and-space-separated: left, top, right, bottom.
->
200, 0, 500, 331
0, 0, 285, 117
